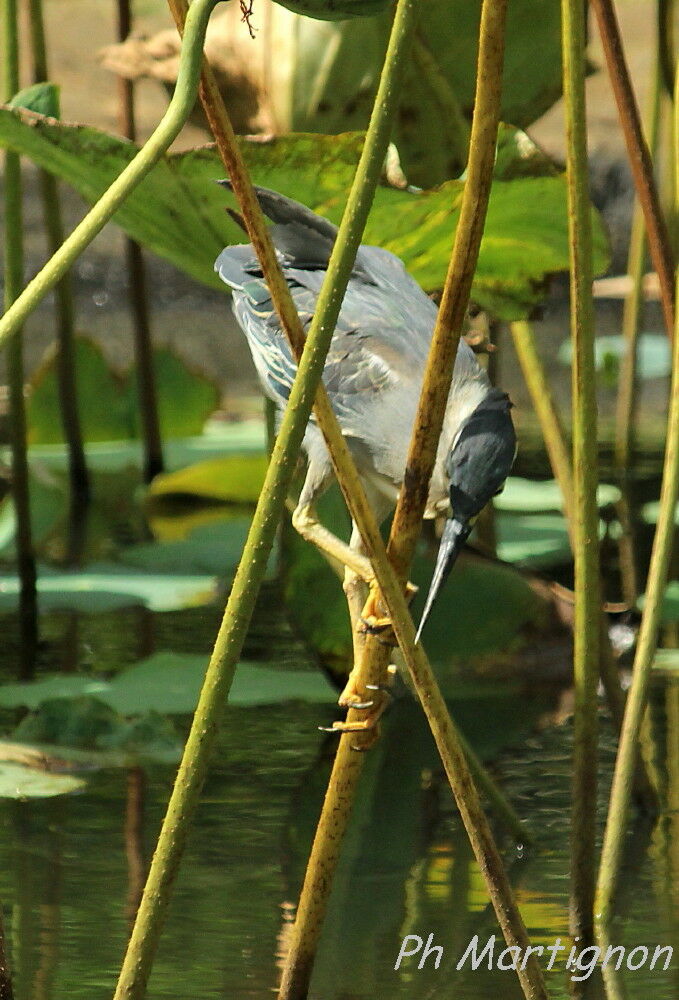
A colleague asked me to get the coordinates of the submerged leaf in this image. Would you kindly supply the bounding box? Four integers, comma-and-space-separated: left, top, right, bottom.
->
0, 109, 608, 319
11, 696, 181, 762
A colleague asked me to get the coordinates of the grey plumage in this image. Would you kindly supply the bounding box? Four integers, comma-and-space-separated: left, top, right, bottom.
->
215, 185, 516, 636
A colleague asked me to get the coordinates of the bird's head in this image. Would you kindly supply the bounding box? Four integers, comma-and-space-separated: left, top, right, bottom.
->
415, 389, 516, 642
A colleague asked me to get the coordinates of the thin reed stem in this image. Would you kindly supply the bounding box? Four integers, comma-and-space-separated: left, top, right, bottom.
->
117, 0, 164, 482
26, 0, 90, 504
562, 0, 600, 943
510, 320, 574, 517
595, 73, 679, 930
4, 0, 38, 675
614, 47, 663, 476
590, 0, 675, 341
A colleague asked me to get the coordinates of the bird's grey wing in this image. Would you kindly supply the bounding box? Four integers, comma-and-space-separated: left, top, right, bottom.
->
215, 243, 427, 414
215, 244, 313, 408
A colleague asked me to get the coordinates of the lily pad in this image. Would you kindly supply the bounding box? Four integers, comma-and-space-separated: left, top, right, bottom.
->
6, 418, 266, 476
640, 501, 679, 526
496, 477, 621, 512
0, 762, 85, 799
494, 512, 573, 567
0, 108, 608, 320
638, 581, 679, 624
120, 517, 253, 576
0, 652, 334, 717
557, 333, 672, 381
0, 564, 217, 613
147, 454, 267, 504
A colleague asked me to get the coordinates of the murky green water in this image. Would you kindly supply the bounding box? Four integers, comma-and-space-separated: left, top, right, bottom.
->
0, 463, 675, 999
0, 594, 677, 999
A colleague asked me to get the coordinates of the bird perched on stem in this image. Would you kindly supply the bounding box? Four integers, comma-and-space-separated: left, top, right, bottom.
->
215, 185, 516, 649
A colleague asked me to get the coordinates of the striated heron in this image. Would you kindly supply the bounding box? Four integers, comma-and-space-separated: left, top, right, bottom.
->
215, 185, 516, 711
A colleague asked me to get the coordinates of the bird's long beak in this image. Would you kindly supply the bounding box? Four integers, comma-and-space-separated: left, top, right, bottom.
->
415, 518, 471, 643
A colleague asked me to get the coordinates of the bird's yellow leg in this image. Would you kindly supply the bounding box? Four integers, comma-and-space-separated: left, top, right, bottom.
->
359, 579, 418, 638
291, 503, 376, 583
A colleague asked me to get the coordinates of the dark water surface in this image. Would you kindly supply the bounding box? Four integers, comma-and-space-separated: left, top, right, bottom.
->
0, 588, 677, 999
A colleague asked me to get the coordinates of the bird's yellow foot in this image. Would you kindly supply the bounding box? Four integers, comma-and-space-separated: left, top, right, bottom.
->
359, 579, 418, 641
318, 667, 397, 749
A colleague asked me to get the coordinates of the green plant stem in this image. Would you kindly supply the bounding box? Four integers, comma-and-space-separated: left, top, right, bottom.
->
614, 40, 663, 609
562, 0, 600, 944
595, 75, 679, 932
591, 0, 675, 342
4, 0, 38, 677
0, 904, 12, 1000
117, 0, 164, 483
614, 49, 662, 478
412, 33, 470, 170
510, 320, 574, 518
0, 0, 219, 350
26, 0, 90, 504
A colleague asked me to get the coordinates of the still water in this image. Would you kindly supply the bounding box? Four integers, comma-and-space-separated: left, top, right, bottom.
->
0, 587, 676, 999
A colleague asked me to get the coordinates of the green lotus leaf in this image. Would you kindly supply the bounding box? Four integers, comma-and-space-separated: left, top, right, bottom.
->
0, 109, 608, 320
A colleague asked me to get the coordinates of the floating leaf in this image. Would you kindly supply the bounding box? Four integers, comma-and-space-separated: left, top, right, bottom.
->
494, 512, 573, 566
0, 675, 108, 711
120, 517, 253, 576
640, 501, 679, 526
104, 653, 335, 714
0, 763, 85, 799
147, 454, 267, 504
557, 333, 672, 381
638, 581, 679, 625
0, 564, 217, 613
27, 337, 219, 444
6, 418, 266, 476
0, 109, 608, 319
0, 652, 334, 717
496, 477, 621, 512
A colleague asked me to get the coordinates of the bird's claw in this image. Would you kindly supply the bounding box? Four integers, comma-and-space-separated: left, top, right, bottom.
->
318, 687, 392, 749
